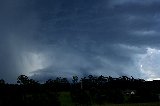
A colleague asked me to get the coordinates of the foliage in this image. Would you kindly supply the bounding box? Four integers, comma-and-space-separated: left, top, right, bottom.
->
0, 75, 160, 105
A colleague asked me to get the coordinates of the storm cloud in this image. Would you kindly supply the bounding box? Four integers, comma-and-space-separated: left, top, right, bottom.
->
0, 0, 160, 83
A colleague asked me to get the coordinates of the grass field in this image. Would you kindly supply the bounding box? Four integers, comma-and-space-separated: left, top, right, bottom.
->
59, 92, 160, 106
59, 92, 74, 106
93, 102, 160, 106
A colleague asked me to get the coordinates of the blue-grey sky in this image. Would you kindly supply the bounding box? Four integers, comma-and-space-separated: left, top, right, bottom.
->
1, 0, 160, 83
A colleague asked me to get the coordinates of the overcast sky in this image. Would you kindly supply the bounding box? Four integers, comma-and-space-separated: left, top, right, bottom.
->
1, 0, 160, 83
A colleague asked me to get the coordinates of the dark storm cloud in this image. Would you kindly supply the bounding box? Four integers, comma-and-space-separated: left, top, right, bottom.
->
0, 0, 160, 82
0, 0, 41, 82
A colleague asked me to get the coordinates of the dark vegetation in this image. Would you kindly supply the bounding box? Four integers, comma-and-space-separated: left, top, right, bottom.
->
0, 75, 160, 106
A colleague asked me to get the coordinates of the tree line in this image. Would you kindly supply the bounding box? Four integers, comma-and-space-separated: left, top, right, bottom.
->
0, 75, 160, 105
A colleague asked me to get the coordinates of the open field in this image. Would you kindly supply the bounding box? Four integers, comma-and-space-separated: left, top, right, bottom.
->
59, 92, 160, 106
59, 92, 74, 106
93, 102, 160, 106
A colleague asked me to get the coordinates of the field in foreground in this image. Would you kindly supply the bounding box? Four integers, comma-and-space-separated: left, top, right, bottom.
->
93, 102, 160, 106
59, 92, 160, 106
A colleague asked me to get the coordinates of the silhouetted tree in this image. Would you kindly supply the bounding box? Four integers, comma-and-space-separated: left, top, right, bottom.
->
72, 76, 78, 84
17, 75, 29, 85
0, 79, 5, 85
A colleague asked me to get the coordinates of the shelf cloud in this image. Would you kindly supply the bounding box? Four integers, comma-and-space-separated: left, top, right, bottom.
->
0, 0, 160, 82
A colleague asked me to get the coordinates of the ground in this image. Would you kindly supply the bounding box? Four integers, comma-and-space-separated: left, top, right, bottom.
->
59, 92, 160, 106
